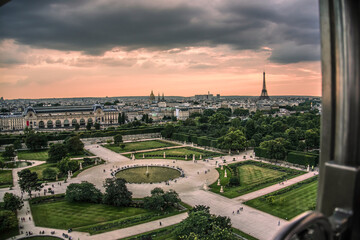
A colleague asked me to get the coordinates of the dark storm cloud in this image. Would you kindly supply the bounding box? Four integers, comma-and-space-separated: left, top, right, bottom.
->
0, 0, 320, 63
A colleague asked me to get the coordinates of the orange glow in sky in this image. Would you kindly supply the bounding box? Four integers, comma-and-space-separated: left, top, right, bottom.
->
0, 40, 321, 99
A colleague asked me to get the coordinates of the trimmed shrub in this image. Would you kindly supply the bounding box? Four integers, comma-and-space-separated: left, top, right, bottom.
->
286, 151, 319, 166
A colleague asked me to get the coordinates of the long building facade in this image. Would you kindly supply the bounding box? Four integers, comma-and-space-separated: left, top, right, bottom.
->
0, 104, 119, 131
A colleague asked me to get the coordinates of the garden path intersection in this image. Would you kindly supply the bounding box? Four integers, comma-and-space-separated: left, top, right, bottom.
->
1, 139, 318, 240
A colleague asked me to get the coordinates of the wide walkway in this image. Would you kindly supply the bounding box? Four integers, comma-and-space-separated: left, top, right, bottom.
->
3, 141, 317, 240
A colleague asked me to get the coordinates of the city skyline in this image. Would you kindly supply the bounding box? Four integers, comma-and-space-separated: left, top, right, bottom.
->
0, 0, 321, 99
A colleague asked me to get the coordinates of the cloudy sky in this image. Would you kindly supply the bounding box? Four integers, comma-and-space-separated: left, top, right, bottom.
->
0, 0, 321, 99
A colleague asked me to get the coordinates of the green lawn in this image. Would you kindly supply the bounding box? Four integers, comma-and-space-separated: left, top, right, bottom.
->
0, 170, 13, 188
17, 149, 93, 161
18, 150, 49, 161
104, 140, 178, 153
115, 166, 181, 183
210, 161, 305, 198
27, 163, 60, 180
31, 199, 150, 230
125, 147, 221, 160
21, 237, 61, 240
245, 177, 318, 220
30, 197, 186, 235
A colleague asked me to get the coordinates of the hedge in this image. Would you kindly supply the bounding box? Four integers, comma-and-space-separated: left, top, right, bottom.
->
170, 133, 218, 148
286, 151, 319, 166
254, 147, 270, 159
0, 127, 164, 145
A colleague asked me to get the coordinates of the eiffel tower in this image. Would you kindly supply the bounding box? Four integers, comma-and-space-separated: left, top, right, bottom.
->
259, 72, 270, 100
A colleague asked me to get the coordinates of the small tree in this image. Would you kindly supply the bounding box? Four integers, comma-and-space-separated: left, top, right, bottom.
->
13, 140, 22, 150
2, 145, 15, 161
86, 122, 92, 130
25, 133, 48, 151
0, 210, 18, 234
103, 178, 132, 207
120, 143, 126, 150
64, 136, 84, 155
42, 168, 57, 180
114, 134, 123, 144
94, 122, 101, 130
228, 176, 240, 186
18, 169, 42, 198
143, 188, 180, 211
174, 207, 232, 239
57, 157, 79, 174
74, 123, 80, 131
48, 143, 68, 163
65, 182, 102, 203
3, 193, 23, 212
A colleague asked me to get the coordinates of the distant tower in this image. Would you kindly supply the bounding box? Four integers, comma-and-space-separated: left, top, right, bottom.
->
162, 93, 165, 101
149, 90, 155, 101
158, 93, 161, 102
259, 72, 270, 100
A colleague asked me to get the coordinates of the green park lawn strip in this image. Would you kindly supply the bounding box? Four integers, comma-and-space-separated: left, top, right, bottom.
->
232, 228, 259, 240
104, 140, 179, 153
124, 147, 222, 160
20, 237, 61, 240
17, 149, 93, 161
115, 166, 181, 183
244, 177, 318, 220
0, 170, 13, 188
17, 150, 49, 161
210, 160, 305, 198
30, 197, 188, 235
27, 163, 60, 180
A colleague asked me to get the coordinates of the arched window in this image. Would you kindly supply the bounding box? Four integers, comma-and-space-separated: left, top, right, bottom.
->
64, 119, 70, 127
47, 120, 53, 128
55, 120, 62, 128
72, 119, 77, 126
39, 121, 45, 129
80, 118, 85, 126
87, 118, 93, 125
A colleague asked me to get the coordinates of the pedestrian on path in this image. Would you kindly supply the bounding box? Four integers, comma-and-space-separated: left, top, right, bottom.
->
278, 220, 280, 226
159, 221, 162, 226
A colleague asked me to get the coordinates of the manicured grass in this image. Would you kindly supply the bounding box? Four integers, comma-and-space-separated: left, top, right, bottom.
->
104, 140, 178, 153
30, 197, 186, 235
27, 163, 60, 180
210, 161, 305, 198
18, 150, 49, 161
21, 237, 62, 240
125, 147, 221, 160
17, 149, 92, 161
0, 170, 13, 188
122, 225, 177, 240
115, 166, 181, 183
232, 228, 259, 240
245, 177, 318, 220
31, 200, 150, 230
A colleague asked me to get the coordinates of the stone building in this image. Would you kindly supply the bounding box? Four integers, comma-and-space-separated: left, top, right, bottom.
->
0, 104, 119, 131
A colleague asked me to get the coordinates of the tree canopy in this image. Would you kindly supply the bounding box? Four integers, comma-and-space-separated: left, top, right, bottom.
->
17, 169, 42, 198
48, 143, 68, 163
65, 182, 102, 203
103, 178, 132, 207
143, 188, 180, 211
174, 205, 232, 240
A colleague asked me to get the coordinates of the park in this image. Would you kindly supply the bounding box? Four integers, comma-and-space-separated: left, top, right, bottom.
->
0, 135, 319, 240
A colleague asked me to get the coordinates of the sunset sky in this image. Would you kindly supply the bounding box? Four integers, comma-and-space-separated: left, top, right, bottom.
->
0, 0, 321, 99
